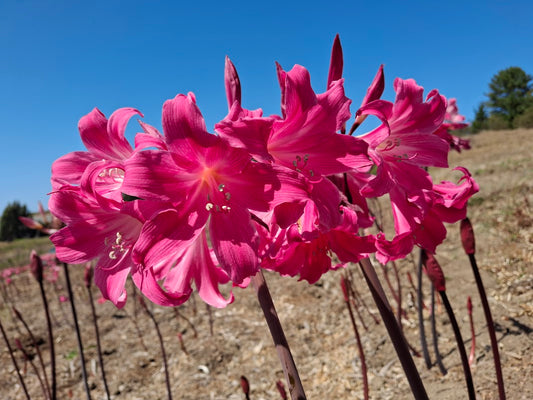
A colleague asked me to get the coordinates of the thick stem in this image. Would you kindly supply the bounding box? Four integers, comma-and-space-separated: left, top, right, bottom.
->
251, 271, 307, 400
439, 291, 476, 400
63, 263, 92, 400
417, 249, 432, 369
87, 286, 111, 400
359, 258, 429, 400
468, 253, 506, 399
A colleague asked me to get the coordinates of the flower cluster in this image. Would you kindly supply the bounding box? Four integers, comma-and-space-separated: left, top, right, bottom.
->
49, 37, 477, 308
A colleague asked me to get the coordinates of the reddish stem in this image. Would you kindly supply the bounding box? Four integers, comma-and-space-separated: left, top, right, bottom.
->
341, 275, 369, 400
359, 258, 428, 399
251, 271, 307, 400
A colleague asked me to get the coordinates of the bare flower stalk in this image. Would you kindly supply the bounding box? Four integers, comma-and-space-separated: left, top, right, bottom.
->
423, 253, 475, 400
177, 332, 188, 355
173, 307, 198, 338
467, 296, 476, 366
460, 217, 505, 399
16, 338, 50, 400
359, 258, 429, 400
341, 275, 369, 400
84, 265, 111, 400
430, 285, 447, 375
13, 306, 51, 399
0, 316, 31, 399
417, 249, 432, 369
31, 251, 56, 400
250, 270, 307, 400
63, 263, 92, 400
139, 297, 173, 400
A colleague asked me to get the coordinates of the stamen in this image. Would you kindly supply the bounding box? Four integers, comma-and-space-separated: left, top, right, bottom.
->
206, 203, 214, 211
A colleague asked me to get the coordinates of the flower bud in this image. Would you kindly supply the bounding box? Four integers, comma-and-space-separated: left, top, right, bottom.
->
423, 252, 446, 292
467, 296, 473, 314
276, 380, 288, 400
30, 250, 43, 283
460, 218, 476, 255
240, 375, 250, 396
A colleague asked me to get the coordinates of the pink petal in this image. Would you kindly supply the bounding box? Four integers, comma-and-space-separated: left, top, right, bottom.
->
94, 252, 131, 308
209, 205, 259, 284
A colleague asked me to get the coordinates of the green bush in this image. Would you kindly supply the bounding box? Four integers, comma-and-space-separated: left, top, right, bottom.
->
515, 106, 533, 129
486, 114, 510, 130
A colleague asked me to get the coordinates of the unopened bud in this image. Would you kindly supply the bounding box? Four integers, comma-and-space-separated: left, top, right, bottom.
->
240, 375, 250, 396
276, 380, 288, 400
30, 250, 43, 283
467, 296, 473, 314
460, 218, 476, 255
15, 338, 23, 351
423, 252, 446, 292
84, 264, 93, 288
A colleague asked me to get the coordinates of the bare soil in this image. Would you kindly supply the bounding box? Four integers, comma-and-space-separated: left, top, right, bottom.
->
1, 128, 532, 400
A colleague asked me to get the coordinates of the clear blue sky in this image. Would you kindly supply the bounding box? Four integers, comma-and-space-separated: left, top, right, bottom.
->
1, 0, 531, 214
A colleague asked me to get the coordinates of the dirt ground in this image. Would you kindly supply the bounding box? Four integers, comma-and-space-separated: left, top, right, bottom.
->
0, 128, 532, 400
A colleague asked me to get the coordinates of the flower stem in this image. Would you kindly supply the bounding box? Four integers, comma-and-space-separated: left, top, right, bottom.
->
63, 263, 92, 400
341, 275, 369, 400
140, 298, 173, 400
468, 253, 506, 399
430, 285, 447, 375
38, 274, 56, 400
250, 270, 307, 400
439, 290, 476, 399
87, 285, 111, 399
13, 306, 52, 399
0, 316, 31, 399
417, 249, 432, 369
359, 258, 429, 400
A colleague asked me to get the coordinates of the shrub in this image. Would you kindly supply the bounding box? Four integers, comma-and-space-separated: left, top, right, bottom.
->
515, 106, 533, 129
486, 114, 510, 130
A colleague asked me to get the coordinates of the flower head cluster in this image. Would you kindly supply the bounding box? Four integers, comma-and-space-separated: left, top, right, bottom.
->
50, 36, 477, 308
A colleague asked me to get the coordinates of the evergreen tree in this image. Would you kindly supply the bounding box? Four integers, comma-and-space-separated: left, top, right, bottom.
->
487, 67, 533, 127
471, 103, 488, 133
0, 201, 33, 241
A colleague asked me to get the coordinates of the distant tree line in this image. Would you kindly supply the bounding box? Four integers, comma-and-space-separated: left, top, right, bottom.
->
471, 66, 533, 133
0, 201, 33, 241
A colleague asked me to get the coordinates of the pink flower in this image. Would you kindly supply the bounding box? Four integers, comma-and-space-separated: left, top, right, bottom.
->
49, 187, 152, 308
434, 97, 471, 152
262, 207, 375, 283
51, 108, 141, 192
217, 63, 370, 179
122, 93, 294, 303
